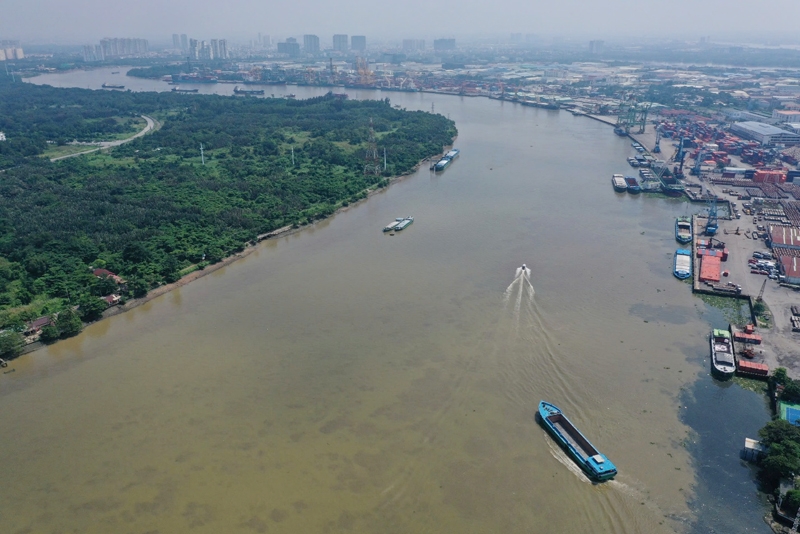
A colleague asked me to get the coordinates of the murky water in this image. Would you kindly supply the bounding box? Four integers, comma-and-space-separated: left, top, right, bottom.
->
0, 68, 772, 533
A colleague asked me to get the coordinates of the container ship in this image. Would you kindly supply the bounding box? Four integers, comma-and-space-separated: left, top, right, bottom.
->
101, 83, 125, 89
611, 174, 627, 192
659, 174, 686, 197
537, 401, 617, 482
171, 74, 218, 84
233, 86, 265, 95
171, 87, 199, 93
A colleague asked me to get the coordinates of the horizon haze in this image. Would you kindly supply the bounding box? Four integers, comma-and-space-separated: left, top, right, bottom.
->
3, 0, 800, 45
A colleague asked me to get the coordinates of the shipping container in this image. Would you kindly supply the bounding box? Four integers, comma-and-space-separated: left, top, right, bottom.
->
737, 360, 769, 377
700, 255, 722, 283
734, 332, 762, 345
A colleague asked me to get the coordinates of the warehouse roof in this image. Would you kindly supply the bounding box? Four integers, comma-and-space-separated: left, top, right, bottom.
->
733, 121, 793, 136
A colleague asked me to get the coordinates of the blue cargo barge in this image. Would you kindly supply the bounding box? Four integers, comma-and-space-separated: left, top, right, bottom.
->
537, 401, 617, 482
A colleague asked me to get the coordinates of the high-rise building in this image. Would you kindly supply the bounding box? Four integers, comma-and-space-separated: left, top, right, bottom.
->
277, 38, 300, 57
172, 34, 180, 49
351, 35, 366, 51
403, 39, 425, 51
218, 39, 228, 60
180, 34, 188, 52
262, 34, 270, 47
189, 39, 199, 60
589, 40, 605, 54
99, 38, 149, 57
210, 39, 219, 60
303, 34, 320, 54
333, 34, 348, 52
433, 38, 455, 51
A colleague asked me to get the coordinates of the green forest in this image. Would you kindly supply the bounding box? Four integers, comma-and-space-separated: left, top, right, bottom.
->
0, 76, 456, 348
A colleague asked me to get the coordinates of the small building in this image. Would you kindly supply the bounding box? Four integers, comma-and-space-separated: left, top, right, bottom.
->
103, 294, 121, 306
741, 437, 766, 462
23, 316, 53, 337
93, 268, 124, 284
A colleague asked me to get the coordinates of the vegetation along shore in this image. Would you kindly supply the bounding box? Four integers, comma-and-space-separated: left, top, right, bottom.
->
0, 76, 456, 360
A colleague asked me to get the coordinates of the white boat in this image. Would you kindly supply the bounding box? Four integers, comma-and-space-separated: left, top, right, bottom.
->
710, 329, 736, 378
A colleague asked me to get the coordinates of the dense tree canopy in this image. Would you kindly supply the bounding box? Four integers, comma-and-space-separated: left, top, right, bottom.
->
0, 77, 456, 331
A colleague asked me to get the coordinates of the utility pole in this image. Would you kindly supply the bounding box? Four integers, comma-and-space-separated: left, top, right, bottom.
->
291, 146, 295, 166
383, 147, 387, 171
200, 143, 205, 165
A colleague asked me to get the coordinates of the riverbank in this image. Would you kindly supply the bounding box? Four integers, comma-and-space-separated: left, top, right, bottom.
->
12, 146, 448, 360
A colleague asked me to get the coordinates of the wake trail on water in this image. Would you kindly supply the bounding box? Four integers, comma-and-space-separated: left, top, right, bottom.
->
499, 267, 575, 406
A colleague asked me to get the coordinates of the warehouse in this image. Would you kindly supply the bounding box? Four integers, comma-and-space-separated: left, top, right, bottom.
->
729, 121, 800, 146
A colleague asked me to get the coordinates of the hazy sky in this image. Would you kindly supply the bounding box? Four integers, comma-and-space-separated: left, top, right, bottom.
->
4, 0, 800, 44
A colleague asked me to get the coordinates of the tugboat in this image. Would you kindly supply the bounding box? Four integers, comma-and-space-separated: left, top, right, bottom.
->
537, 401, 617, 482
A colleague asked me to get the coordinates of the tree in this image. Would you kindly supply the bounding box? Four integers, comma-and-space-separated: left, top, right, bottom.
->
0, 330, 24, 359
758, 419, 800, 446
55, 308, 83, 338
761, 441, 800, 481
77, 294, 107, 321
784, 490, 800, 515
39, 323, 60, 343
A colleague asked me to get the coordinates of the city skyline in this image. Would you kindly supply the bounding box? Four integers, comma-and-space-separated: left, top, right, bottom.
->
2, 0, 800, 44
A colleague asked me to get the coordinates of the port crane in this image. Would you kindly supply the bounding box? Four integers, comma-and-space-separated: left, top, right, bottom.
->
653, 128, 661, 153
670, 136, 687, 179
756, 278, 767, 302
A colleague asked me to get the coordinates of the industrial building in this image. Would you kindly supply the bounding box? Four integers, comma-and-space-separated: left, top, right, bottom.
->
303, 34, 319, 54
333, 34, 348, 52
729, 121, 800, 146
770, 226, 800, 250
773, 110, 800, 123
780, 256, 800, 285
351, 35, 366, 51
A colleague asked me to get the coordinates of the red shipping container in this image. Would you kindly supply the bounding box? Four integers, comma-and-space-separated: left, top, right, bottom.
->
700, 256, 722, 283
737, 360, 769, 376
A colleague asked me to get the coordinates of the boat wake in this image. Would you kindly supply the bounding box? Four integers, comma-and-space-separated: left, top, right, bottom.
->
502, 266, 535, 330
543, 430, 593, 483
497, 264, 576, 406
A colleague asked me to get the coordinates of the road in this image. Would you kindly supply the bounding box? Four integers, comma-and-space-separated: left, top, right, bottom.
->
50, 115, 156, 161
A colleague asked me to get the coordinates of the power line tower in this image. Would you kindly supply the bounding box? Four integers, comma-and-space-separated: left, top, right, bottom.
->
364, 119, 382, 176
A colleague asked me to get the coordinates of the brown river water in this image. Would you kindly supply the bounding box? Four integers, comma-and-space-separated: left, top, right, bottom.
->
2, 68, 772, 533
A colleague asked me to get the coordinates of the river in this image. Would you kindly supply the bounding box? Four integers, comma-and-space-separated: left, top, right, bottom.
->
0, 67, 772, 533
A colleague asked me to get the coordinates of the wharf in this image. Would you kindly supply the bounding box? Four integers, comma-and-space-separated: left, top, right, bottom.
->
690, 215, 756, 315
